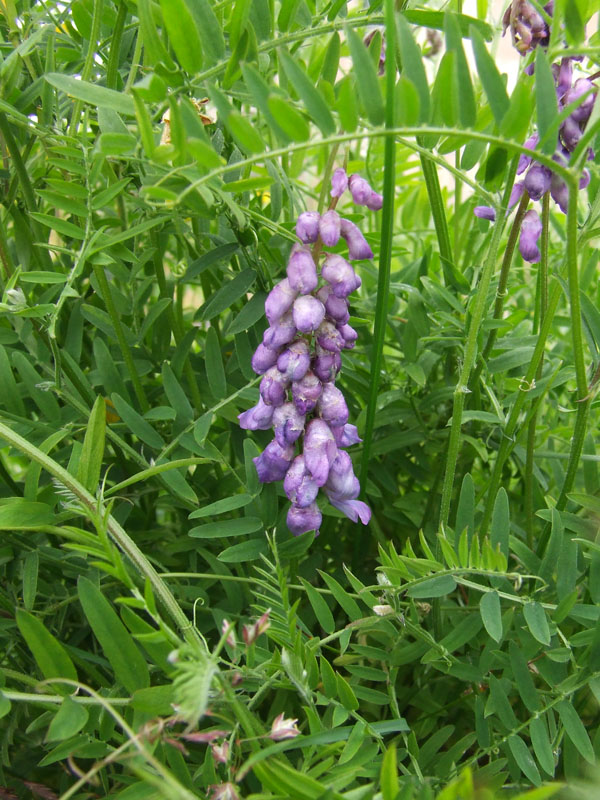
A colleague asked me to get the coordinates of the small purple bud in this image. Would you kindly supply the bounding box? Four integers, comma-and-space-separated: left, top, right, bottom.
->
580, 168, 590, 190
284, 455, 319, 508
326, 492, 372, 525
318, 383, 349, 428
330, 168, 348, 198
550, 173, 568, 213
524, 163, 551, 201
348, 174, 372, 206
312, 346, 341, 383
286, 246, 318, 294
292, 370, 323, 415
337, 323, 358, 350
560, 116, 582, 151
325, 450, 358, 498
474, 206, 496, 221
322, 254, 361, 298
295, 211, 320, 244
287, 502, 322, 536
319, 210, 342, 247
517, 134, 539, 174
292, 295, 326, 333
251, 343, 280, 375
263, 312, 297, 349
316, 286, 350, 324
253, 440, 294, 483
265, 279, 298, 324
366, 191, 383, 211
332, 423, 362, 448
259, 366, 289, 407
508, 182, 525, 210
340, 218, 373, 260
277, 339, 311, 381
273, 402, 305, 446
554, 58, 573, 100
564, 78, 596, 123
519, 209, 542, 263
238, 398, 275, 430
316, 320, 344, 352
303, 419, 337, 487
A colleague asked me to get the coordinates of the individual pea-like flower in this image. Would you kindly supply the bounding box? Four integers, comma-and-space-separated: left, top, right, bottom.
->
330, 168, 348, 198
316, 286, 350, 324
287, 246, 318, 294
519, 209, 543, 263
269, 713, 301, 741
303, 418, 337, 486
319, 210, 342, 247
262, 312, 297, 349
284, 455, 319, 507
292, 370, 323, 415
260, 366, 289, 407
273, 403, 305, 446
264, 279, 298, 324
208, 783, 240, 800
292, 295, 326, 333
321, 254, 361, 297
251, 342, 280, 374
523, 163, 551, 201
253, 440, 294, 483
340, 218, 374, 260
296, 211, 320, 243
517, 134, 539, 174
502, 0, 551, 55
474, 206, 496, 221
287, 501, 323, 536
316, 319, 345, 353
332, 423, 362, 448
563, 78, 596, 122
338, 323, 358, 349
277, 339, 311, 381
317, 383, 349, 428
312, 345, 341, 383
238, 398, 275, 430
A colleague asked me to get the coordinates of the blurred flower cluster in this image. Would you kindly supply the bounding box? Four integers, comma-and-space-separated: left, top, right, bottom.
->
502, 0, 553, 55
239, 169, 381, 535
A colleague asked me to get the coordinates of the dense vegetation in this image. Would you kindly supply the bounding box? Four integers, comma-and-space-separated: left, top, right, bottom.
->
0, 0, 599, 798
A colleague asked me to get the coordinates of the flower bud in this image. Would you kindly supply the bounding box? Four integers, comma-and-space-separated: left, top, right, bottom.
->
340, 218, 373, 260
366, 191, 383, 210
322, 254, 361, 297
292, 295, 326, 333
319, 210, 342, 247
265, 278, 298, 324
316, 286, 350, 324
560, 116, 582, 151
325, 450, 359, 498
263, 312, 297, 349
564, 78, 596, 122
330, 168, 348, 198
292, 370, 323, 415
238, 398, 275, 430
318, 383, 349, 428
517, 134, 539, 174
332, 423, 362, 448
303, 418, 337, 486
508, 181, 525, 210
284, 455, 319, 507
273, 402, 305, 446
260, 366, 289, 406
312, 345, 341, 383
296, 211, 320, 243
316, 320, 344, 352
277, 339, 311, 381
519, 209, 542, 263
524, 163, 551, 200
348, 173, 373, 205
550, 173, 568, 213
251, 342, 280, 374
474, 206, 496, 221
287, 246, 318, 294
337, 323, 358, 349
287, 502, 322, 536
253, 440, 295, 483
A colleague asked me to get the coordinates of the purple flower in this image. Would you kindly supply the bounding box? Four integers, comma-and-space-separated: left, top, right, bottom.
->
286, 246, 318, 294
296, 211, 320, 244
303, 418, 337, 486
325, 450, 359, 498
509, 181, 525, 209
580, 168, 590, 189
554, 57, 573, 100
292, 370, 323, 415
318, 383, 349, 428
326, 492, 372, 525
564, 78, 596, 123
277, 339, 311, 381
292, 295, 326, 333
348, 174, 373, 205
319, 210, 342, 247
238, 398, 275, 430
312, 345, 341, 383
251, 342, 280, 375
273, 402, 305, 446
316, 286, 350, 324
550, 173, 568, 213
502, 0, 550, 54
524, 163, 551, 200
474, 206, 496, 221
316, 320, 344, 352
338, 323, 358, 349
287, 502, 322, 536
332, 423, 362, 448
284, 455, 319, 507
519, 209, 542, 263
265, 279, 298, 324
331, 168, 348, 198
366, 191, 383, 211
517, 134, 539, 174
262, 312, 297, 349
253, 440, 294, 483
260, 366, 289, 406
560, 116, 582, 151
340, 218, 373, 260
322, 254, 361, 297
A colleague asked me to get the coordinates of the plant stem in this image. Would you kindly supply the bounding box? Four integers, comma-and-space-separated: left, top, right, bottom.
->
106, 1, 127, 90
69, 0, 103, 135
358, 0, 396, 524
419, 153, 454, 282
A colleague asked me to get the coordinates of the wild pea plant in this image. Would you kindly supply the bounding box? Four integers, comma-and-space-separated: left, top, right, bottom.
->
0, 0, 599, 798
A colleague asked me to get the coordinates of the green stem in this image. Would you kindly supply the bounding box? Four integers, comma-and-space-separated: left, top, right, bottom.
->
91, 263, 150, 413
106, 0, 127, 89
68, 0, 103, 135
358, 0, 396, 512
419, 154, 453, 277
0, 420, 204, 650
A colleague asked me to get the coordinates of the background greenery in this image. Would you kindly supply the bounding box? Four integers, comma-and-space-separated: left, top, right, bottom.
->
0, 0, 599, 797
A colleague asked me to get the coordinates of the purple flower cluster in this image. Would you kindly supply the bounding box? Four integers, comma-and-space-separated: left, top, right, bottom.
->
502, 0, 552, 55
239, 169, 381, 536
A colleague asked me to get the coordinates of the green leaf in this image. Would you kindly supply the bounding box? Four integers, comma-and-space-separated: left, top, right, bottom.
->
278, 49, 335, 135
0, 692, 11, 720
204, 327, 226, 400
189, 494, 254, 519
189, 518, 263, 538
395, 77, 420, 127
380, 745, 399, 800
22, 551, 39, 610
490, 487, 509, 562
300, 578, 335, 634
191, 0, 224, 63
407, 574, 456, 598
185, 243, 240, 282
0, 499, 54, 529
523, 602, 551, 646
317, 571, 362, 620
336, 76, 358, 133
159, 0, 203, 72
321, 32, 341, 85
480, 591, 502, 642
45, 73, 135, 115
345, 26, 384, 125
470, 26, 510, 125
30, 212, 85, 240
111, 393, 165, 450
501, 78, 534, 143
529, 715, 555, 776
78, 577, 149, 694
268, 95, 310, 141
12, 351, 61, 421
228, 291, 267, 335
199, 269, 256, 321
432, 51, 458, 128
444, 12, 476, 128
396, 15, 430, 122
336, 673, 359, 711
535, 48, 559, 154
509, 641, 540, 712
218, 538, 269, 563
76, 396, 105, 494
131, 685, 175, 715
137, 0, 175, 69
564, 0, 586, 46
556, 700, 595, 763
16, 609, 77, 690
47, 696, 89, 741
228, 110, 265, 154
508, 734, 541, 786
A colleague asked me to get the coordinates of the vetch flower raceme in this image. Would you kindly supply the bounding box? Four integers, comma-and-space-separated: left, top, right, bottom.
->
238, 168, 380, 535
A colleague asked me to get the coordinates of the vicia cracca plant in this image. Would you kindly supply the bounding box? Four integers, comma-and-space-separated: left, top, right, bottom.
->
238, 169, 381, 535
